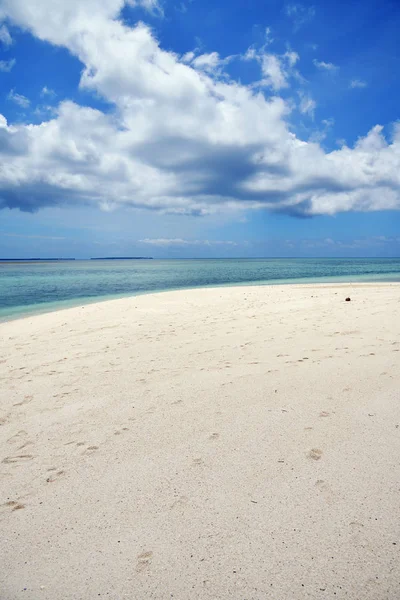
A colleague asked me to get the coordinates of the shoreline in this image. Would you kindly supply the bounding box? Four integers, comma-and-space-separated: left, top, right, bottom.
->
1, 279, 400, 326
1, 283, 400, 599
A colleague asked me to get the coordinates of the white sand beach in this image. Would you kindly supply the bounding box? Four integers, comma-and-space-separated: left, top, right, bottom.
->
1, 283, 400, 600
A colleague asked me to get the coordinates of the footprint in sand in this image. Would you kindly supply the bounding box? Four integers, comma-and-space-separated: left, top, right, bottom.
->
18, 441, 34, 450
2, 454, 34, 464
13, 395, 33, 407
307, 448, 323, 461
170, 495, 189, 510
7, 430, 28, 445
349, 521, 365, 543
82, 446, 99, 455
349, 520, 364, 529
315, 480, 333, 504
136, 551, 153, 572
46, 470, 65, 483
114, 428, 129, 436
1, 501, 25, 512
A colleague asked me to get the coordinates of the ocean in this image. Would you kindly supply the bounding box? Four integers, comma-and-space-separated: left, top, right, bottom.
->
1, 257, 399, 322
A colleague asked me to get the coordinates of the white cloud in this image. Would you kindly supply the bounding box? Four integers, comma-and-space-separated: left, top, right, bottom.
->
126, 0, 163, 15
284, 50, 299, 67
182, 50, 195, 63
0, 23, 12, 45
265, 27, 274, 45
7, 89, 30, 108
246, 49, 299, 91
350, 79, 367, 89
176, 2, 188, 14
313, 59, 338, 71
0, 57, 15, 71
41, 86, 56, 97
192, 52, 221, 72
260, 54, 289, 90
190, 51, 237, 76
34, 104, 58, 119
139, 238, 238, 246
285, 3, 315, 30
298, 92, 316, 118
298, 235, 400, 250
309, 117, 334, 143
0, 0, 399, 218
244, 46, 257, 61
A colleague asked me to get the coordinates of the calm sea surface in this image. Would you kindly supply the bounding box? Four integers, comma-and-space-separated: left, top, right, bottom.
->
1, 258, 400, 322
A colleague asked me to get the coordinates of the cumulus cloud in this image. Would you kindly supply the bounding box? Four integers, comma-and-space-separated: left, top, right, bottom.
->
180, 50, 237, 77
245, 49, 299, 91
181, 50, 195, 63
260, 54, 289, 90
190, 52, 232, 76
0, 0, 399, 218
192, 52, 220, 70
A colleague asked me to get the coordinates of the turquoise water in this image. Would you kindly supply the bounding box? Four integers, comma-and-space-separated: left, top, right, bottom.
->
1, 258, 400, 322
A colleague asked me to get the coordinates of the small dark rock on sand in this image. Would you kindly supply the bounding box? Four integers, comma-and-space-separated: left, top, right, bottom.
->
345, 297, 351, 302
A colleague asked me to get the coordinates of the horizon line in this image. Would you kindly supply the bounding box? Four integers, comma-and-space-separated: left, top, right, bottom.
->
1, 256, 400, 261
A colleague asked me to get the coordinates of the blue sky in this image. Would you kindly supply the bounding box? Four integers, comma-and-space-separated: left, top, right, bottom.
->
0, 0, 399, 258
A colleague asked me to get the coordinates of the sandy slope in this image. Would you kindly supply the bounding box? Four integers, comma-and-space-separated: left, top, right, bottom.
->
1, 283, 400, 600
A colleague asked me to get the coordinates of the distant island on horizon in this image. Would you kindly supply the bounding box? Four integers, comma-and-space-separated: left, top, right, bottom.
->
90, 257, 153, 260
0, 257, 153, 262
0, 258, 76, 262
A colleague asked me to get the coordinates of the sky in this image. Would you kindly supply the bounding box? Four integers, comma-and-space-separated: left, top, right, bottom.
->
0, 0, 399, 258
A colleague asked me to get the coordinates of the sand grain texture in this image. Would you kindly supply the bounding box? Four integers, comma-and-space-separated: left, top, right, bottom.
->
1, 284, 400, 599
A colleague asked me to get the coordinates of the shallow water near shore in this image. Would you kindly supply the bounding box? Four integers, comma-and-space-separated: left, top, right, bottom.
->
1, 257, 400, 322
